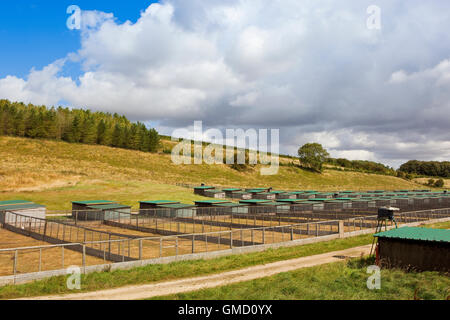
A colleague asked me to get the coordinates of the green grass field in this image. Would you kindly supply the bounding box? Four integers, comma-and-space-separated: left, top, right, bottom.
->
1, 221, 448, 300
154, 257, 450, 300
0, 136, 424, 210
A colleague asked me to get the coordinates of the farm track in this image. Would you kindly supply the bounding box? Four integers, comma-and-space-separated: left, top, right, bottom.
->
19, 245, 372, 300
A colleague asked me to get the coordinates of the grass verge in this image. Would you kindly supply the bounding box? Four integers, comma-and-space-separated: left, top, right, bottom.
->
154, 256, 450, 300
0, 221, 448, 300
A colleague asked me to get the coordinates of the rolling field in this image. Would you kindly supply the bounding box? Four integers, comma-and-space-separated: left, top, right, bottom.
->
0, 136, 425, 210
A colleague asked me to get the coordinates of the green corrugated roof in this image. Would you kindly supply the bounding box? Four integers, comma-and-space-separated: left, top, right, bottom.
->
87, 204, 131, 210
72, 200, 116, 205
195, 200, 230, 204
375, 227, 450, 243
158, 203, 196, 209
212, 203, 248, 207
240, 199, 271, 204
0, 203, 45, 211
223, 188, 242, 192
0, 200, 34, 207
140, 200, 180, 205
194, 186, 215, 190
269, 191, 287, 194
276, 199, 308, 203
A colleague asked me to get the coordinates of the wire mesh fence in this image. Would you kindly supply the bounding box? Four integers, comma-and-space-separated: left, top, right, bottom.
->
0, 207, 449, 278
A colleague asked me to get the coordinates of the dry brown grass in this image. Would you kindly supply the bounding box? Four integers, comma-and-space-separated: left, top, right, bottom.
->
0, 229, 105, 276
0, 136, 423, 203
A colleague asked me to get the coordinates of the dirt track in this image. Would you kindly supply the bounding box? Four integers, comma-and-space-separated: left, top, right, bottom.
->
19, 244, 372, 300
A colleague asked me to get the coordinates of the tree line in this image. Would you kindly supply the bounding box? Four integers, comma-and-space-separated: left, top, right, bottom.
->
326, 158, 396, 175
399, 160, 450, 178
0, 99, 160, 152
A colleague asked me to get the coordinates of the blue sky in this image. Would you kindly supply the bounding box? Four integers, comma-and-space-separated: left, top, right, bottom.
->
0, 1, 449, 166
0, 1, 156, 78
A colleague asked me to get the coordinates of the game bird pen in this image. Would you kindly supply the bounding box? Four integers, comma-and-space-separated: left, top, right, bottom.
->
0, 204, 449, 283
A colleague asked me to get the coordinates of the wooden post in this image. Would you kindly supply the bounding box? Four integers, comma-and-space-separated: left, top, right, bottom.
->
43, 221, 48, 241
39, 248, 42, 272
339, 221, 345, 239
13, 250, 18, 276
108, 234, 111, 260
230, 230, 233, 249
139, 239, 143, 260
82, 245, 86, 274
192, 235, 195, 254
159, 238, 163, 258
62, 246, 65, 269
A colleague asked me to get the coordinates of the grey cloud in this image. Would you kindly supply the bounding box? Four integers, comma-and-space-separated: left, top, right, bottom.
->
0, 0, 449, 167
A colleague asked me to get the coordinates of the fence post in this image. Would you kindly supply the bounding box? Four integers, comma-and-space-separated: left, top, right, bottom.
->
82, 245, 86, 274
139, 239, 143, 260
13, 250, 18, 276
159, 238, 163, 258
192, 235, 195, 254
230, 230, 233, 249
262, 228, 265, 244
39, 248, 42, 272
43, 221, 48, 241
339, 221, 345, 238
62, 246, 65, 269
291, 226, 294, 241
107, 234, 111, 260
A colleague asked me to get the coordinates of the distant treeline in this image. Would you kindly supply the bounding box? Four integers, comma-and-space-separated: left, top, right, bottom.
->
326, 158, 396, 175
0, 99, 160, 152
399, 160, 450, 178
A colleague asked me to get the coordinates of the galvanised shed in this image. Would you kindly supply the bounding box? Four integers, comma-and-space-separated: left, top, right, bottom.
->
157, 203, 196, 218
0, 201, 46, 224
193, 186, 216, 196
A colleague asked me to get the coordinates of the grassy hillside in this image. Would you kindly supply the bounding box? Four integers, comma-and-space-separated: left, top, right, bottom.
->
0, 136, 424, 210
